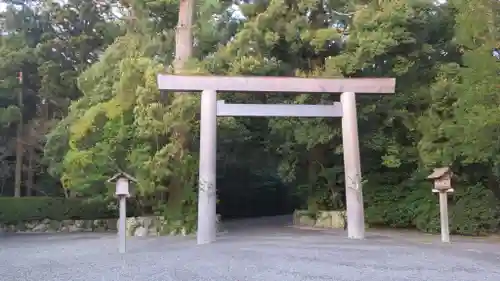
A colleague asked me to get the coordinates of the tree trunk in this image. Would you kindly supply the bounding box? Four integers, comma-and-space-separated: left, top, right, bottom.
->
26, 145, 34, 196
14, 74, 24, 197
487, 172, 500, 200
174, 0, 194, 71
166, 0, 195, 212
14, 135, 23, 197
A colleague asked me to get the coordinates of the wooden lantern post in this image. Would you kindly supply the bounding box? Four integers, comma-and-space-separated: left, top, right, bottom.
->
108, 172, 137, 253
427, 167, 454, 243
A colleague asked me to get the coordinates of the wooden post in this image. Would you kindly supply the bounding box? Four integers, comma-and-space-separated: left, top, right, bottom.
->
118, 193, 127, 253
197, 90, 218, 245
108, 172, 137, 253
428, 167, 454, 243
438, 191, 450, 243
341, 92, 365, 239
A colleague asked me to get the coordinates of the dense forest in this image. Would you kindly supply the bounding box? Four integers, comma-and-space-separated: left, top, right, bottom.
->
0, 0, 499, 235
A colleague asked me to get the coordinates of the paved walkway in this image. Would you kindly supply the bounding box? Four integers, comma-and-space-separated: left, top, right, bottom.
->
1, 217, 500, 281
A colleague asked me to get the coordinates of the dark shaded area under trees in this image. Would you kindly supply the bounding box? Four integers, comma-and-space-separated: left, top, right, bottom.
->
0, 0, 499, 236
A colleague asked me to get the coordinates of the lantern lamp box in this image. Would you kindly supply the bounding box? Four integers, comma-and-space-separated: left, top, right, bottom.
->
427, 167, 453, 192
107, 172, 137, 197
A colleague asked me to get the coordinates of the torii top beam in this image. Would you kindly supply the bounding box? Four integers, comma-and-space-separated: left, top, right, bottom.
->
157, 75, 396, 94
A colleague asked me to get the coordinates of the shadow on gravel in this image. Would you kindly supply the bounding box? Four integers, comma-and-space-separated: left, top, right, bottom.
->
0, 231, 115, 244
222, 214, 293, 232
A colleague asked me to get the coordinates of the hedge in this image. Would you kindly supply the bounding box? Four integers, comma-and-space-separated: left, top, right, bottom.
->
0, 197, 117, 224
364, 178, 500, 236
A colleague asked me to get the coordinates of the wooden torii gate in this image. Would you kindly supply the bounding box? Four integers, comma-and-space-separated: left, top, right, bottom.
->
157, 74, 396, 244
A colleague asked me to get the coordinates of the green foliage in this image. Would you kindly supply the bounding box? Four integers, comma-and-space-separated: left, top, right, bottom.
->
0, 197, 116, 224
451, 185, 500, 235
365, 177, 500, 235
155, 201, 198, 235
48, 35, 170, 198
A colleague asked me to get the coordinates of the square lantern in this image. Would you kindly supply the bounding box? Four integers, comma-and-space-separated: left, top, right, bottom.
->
107, 172, 137, 197
427, 167, 454, 193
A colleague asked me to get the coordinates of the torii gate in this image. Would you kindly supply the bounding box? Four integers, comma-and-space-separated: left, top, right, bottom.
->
157, 74, 396, 244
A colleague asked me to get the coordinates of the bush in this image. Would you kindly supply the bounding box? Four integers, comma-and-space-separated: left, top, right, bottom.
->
0, 197, 117, 224
364, 176, 500, 236
450, 184, 500, 235
364, 183, 419, 228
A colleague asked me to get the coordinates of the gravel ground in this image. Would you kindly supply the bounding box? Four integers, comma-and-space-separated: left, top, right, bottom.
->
1, 218, 500, 281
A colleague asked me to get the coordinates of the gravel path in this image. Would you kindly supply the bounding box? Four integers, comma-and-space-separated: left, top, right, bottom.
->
1, 220, 500, 281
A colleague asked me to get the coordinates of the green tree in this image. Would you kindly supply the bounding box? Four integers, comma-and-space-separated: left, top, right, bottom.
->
0, 0, 120, 197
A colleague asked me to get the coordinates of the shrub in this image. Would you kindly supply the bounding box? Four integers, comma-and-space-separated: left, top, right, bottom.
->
450, 184, 500, 235
0, 197, 117, 224
364, 177, 500, 236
